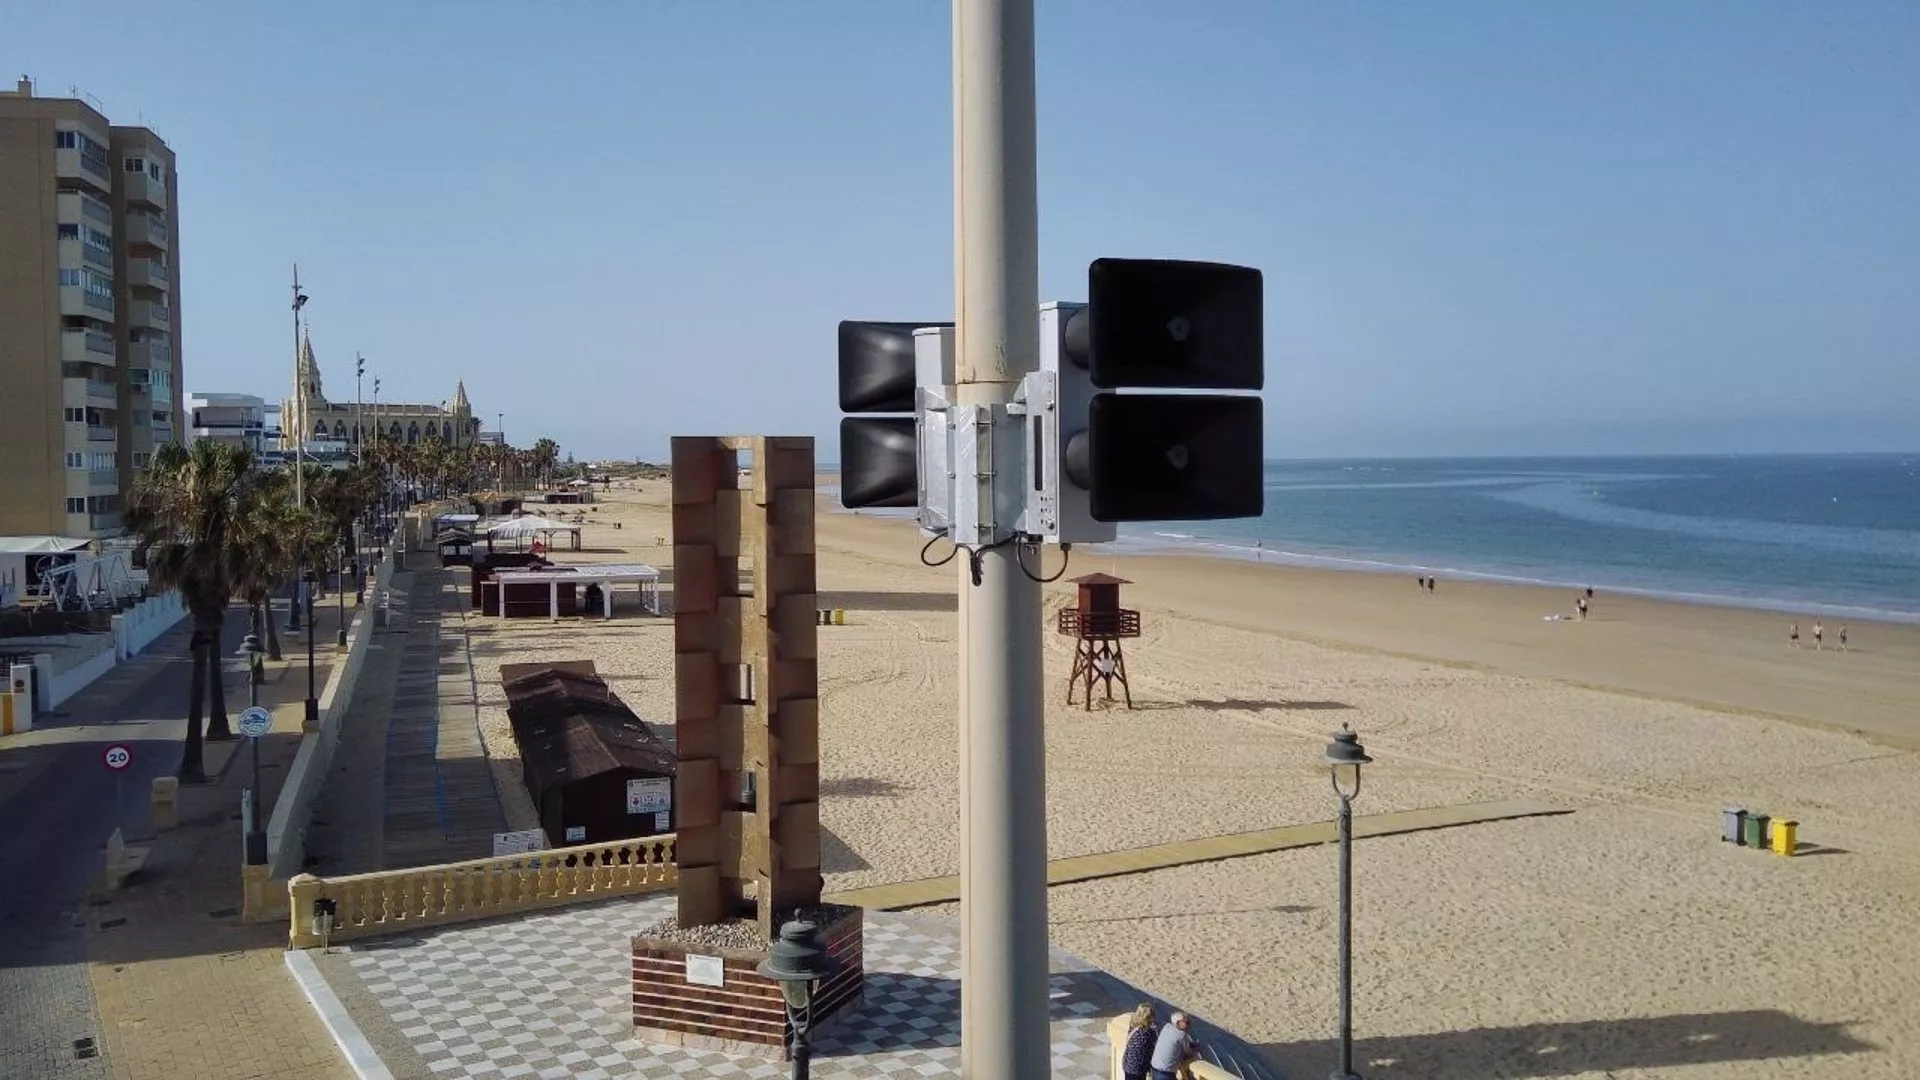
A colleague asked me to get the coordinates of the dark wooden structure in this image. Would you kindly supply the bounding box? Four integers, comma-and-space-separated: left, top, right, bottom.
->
435, 528, 475, 567
1055, 572, 1139, 709
501, 660, 676, 846
467, 551, 551, 612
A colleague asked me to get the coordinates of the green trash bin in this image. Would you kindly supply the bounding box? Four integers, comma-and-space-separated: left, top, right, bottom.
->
1743, 812, 1771, 850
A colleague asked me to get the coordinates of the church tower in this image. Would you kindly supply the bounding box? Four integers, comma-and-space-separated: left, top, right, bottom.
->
452, 380, 472, 446
286, 330, 330, 448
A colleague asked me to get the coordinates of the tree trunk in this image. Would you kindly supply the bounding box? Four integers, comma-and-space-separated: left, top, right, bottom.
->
179, 628, 210, 783
265, 598, 283, 661
206, 609, 233, 740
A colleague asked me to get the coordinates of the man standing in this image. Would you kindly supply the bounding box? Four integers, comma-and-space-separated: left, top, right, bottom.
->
1150, 1011, 1201, 1080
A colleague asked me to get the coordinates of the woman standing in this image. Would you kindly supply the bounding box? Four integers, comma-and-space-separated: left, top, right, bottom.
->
1122, 1002, 1158, 1080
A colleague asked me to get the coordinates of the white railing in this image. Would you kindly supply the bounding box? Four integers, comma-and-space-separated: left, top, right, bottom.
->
287, 834, 678, 948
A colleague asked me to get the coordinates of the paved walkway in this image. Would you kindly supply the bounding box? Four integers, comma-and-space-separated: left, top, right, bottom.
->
824, 798, 1571, 911
294, 895, 1279, 1080
381, 569, 503, 868
0, 599, 349, 1080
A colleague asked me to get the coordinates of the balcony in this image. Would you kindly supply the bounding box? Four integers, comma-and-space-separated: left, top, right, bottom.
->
130, 299, 171, 329
65, 376, 118, 407
86, 468, 120, 492
62, 329, 117, 367
88, 512, 122, 533
60, 237, 114, 272
126, 258, 168, 290
60, 285, 113, 318
55, 147, 112, 193
57, 191, 114, 228
128, 338, 171, 369
87, 425, 117, 443
124, 213, 169, 250
122, 169, 167, 209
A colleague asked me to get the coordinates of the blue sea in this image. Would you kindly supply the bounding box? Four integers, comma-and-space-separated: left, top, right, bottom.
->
832, 455, 1920, 623
1120, 455, 1920, 624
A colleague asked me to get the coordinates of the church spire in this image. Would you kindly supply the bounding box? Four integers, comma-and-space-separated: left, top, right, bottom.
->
453, 379, 470, 415
297, 328, 327, 406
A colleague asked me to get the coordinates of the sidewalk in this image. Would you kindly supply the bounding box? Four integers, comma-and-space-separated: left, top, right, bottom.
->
78, 601, 355, 1080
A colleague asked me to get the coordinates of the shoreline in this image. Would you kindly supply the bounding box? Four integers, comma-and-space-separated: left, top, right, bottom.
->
820, 497, 1920, 749
838, 505, 1920, 628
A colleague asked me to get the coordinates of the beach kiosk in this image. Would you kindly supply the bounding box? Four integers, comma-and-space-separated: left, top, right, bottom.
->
1055, 572, 1139, 709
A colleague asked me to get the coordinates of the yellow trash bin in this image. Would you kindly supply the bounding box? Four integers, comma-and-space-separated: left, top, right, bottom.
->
1772, 818, 1798, 857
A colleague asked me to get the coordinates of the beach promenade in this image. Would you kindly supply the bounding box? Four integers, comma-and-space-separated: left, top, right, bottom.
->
433, 479, 1920, 1079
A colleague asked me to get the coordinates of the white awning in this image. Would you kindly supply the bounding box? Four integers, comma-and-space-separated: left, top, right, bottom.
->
0, 535, 92, 555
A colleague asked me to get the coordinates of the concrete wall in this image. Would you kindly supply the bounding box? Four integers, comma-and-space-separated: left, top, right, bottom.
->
265, 544, 396, 881
112, 588, 185, 659
20, 589, 185, 715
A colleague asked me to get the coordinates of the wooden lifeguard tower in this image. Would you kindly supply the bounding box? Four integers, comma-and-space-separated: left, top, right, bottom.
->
1055, 572, 1140, 709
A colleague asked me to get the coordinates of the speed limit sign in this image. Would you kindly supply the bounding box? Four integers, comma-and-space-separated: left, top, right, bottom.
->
102, 743, 133, 772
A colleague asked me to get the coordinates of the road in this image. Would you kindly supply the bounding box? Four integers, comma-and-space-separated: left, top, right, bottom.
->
0, 615, 244, 1080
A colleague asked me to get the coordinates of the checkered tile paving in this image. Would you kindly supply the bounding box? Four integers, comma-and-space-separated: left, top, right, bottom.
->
315, 895, 1277, 1079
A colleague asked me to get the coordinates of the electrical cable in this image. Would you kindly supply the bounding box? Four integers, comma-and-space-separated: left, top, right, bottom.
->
1015, 540, 1071, 583
920, 531, 959, 568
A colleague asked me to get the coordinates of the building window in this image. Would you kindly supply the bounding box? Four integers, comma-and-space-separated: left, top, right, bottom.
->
60, 268, 81, 286
55, 130, 76, 149
58, 223, 79, 239
83, 226, 112, 250
132, 452, 150, 468
67, 498, 86, 514
124, 157, 146, 173
149, 161, 163, 182
65, 408, 85, 423
66, 452, 84, 468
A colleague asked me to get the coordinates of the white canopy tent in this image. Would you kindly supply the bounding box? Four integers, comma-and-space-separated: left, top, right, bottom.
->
482, 514, 582, 551
490, 564, 661, 619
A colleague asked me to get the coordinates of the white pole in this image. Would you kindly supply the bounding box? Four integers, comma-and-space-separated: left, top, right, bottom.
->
952, 2, 1047, 1077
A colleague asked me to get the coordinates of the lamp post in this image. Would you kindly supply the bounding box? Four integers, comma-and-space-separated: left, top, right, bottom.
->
288, 267, 310, 632
355, 353, 366, 465
303, 568, 319, 731
336, 548, 348, 647
1325, 725, 1372, 1080
241, 633, 268, 864
756, 919, 833, 1080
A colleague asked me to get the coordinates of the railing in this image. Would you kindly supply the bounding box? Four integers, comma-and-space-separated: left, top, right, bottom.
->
82, 241, 113, 268
88, 469, 118, 486
85, 379, 116, 401
80, 196, 112, 225
87, 425, 116, 442
287, 833, 678, 949
84, 291, 113, 313
1058, 607, 1143, 639
88, 512, 121, 532
87, 331, 114, 355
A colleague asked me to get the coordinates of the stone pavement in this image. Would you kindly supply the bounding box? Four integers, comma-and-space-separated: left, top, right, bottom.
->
298, 894, 1281, 1080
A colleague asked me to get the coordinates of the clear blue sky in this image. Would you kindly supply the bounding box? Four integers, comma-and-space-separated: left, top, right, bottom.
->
11, 1, 1917, 460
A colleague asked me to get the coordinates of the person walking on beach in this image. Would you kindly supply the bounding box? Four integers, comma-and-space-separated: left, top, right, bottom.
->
1121, 1003, 1159, 1080
1839, 624, 1849, 650
1426, 576, 1436, 594
1150, 1011, 1202, 1080
1789, 622, 1800, 648
1813, 620, 1824, 649
1576, 595, 1589, 620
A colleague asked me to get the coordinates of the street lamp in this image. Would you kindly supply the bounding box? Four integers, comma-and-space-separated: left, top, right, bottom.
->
336, 548, 349, 648
1324, 725, 1372, 1080
303, 568, 319, 731
756, 919, 834, 1080
240, 632, 268, 864
288, 267, 310, 633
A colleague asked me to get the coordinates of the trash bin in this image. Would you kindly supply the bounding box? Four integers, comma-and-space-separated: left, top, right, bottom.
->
1722, 807, 1747, 844
1771, 819, 1798, 857
1742, 812, 1771, 850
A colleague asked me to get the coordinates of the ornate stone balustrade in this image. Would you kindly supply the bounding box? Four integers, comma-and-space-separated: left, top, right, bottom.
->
287, 835, 678, 949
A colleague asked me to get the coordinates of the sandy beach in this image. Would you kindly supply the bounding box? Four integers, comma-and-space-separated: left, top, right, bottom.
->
452, 478, 1920, 1080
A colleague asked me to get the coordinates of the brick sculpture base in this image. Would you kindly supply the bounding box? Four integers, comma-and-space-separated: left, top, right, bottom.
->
632, 905, 864, 1060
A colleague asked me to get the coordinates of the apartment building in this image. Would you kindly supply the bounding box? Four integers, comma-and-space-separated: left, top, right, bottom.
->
0, 77, 184, 538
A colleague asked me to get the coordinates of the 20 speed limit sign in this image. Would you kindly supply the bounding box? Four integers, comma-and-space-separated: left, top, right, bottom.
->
102, 743, 133, 772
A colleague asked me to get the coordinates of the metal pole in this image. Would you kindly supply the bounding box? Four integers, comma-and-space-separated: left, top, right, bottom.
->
304, 578, 318, 730
1335, 793, 1359, 1080
336, 551, 348, 647
248, 659, 265, 864
289, 264, 305, 632
355, 355, 364, 465
951, 2, 1047, 1076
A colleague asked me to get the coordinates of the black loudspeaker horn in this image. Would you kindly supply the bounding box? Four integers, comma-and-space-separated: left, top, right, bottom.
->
838, 417, 918, 508
1079, 259, 1263, 390
838, 320, 950, 414
1065, 394, 1264, 522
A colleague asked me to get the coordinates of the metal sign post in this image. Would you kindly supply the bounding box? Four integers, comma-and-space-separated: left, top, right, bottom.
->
102, 742, 132, 836
239, 705, 271, 864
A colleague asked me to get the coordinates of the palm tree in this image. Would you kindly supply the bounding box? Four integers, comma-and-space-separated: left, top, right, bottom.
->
123, 440, 255, 783
530, 438, 560, 490
231, 468, 299, 660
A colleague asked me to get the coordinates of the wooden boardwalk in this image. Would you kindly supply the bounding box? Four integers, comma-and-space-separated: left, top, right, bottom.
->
824, 798, 1571, 911
380, 568, 504, 867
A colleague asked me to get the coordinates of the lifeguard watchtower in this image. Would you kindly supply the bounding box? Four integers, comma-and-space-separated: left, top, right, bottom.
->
1055, 572, 1139, 709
